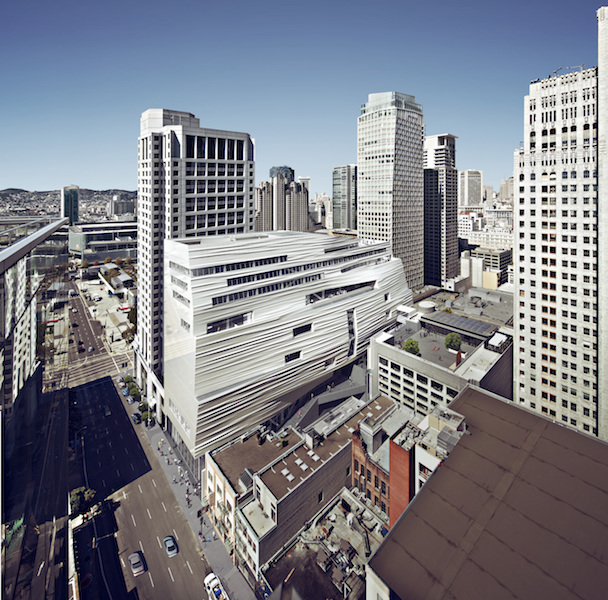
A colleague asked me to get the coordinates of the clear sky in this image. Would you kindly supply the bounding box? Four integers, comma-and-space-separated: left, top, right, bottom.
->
1, 0, 603, 195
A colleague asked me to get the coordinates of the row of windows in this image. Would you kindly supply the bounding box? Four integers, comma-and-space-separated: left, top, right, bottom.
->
225, 248, 386, 287
212, 274, 322, 306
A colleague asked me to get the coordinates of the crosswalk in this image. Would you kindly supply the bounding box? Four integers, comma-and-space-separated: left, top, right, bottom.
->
66, 352, 133, 388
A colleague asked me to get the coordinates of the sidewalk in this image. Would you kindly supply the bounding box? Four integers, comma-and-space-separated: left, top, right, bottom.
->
141, 423, 255, 600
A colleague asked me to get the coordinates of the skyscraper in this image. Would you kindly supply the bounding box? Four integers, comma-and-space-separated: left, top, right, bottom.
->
423, 134, 459, 287
332, 164, 357, 230
61, 185, 79, 225
514, 8, 607, 439
135, 109, 255, 415
357, 92, 424, 290
458, 170, 483, 209
254, 167, 308, 232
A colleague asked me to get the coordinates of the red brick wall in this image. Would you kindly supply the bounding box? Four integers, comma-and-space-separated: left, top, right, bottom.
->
351, 434, 390, 515
389, 439, 412, 528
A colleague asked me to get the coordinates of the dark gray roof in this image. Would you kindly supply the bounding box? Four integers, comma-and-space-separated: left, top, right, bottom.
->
423, 310, 497, 336
369, 386, 608, 600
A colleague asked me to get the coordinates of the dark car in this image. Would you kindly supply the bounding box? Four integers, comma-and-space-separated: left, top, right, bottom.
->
78, 347, 85, 353
131, 413, 142, 424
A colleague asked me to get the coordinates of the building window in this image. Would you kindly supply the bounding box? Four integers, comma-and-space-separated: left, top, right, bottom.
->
285, 351, 301, 363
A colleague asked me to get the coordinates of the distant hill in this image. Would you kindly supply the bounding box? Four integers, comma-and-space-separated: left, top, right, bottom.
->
0, 188, 136, 196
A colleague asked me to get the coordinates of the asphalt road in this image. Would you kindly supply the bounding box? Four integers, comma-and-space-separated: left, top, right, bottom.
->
76, 377, 211, 599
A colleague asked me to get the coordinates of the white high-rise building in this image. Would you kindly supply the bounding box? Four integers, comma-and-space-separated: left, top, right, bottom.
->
514, 8, 607, 439
332, 164, 357, 230
459, 170, 484, 209
357, 92, 424, 290
135, 109, 255, 415
163, 231, 411, 473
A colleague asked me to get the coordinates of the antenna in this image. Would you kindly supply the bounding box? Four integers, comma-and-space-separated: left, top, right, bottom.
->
552, 67, 562, 77
567, 64, 585, 71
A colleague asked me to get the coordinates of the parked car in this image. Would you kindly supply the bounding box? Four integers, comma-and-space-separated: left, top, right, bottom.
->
122, 388, 129, 397
88, 346, 94, 352
78, 347, 85, 353
128, 552, 145, 577
131, 413, 142, 424
163, 535, 178, 557
103, 405, 111, 416
127, 396, 134, 404
204, 573, 230, 600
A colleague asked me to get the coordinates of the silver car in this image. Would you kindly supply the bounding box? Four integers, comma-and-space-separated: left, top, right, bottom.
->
128, 552, 145, 577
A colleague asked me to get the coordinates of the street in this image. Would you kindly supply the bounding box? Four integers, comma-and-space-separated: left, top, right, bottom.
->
75, 376, 211, 599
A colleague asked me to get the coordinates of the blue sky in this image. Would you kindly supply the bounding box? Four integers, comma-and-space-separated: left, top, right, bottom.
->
1, 0, 603, 195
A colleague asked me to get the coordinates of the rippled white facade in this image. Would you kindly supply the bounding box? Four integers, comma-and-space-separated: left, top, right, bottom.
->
163, 231, 411, 462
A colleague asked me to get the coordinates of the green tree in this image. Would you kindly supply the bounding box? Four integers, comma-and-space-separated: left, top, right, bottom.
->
69, 486, 96, 515
141, 410, 151, 423
124, 375, 133, 384
138, 400, 149, 413
445, 332, 462, 350
402, 338, 420, 355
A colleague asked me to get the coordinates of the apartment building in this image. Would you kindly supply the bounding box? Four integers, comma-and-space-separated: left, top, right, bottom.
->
134, 109, 255, 413
513, 9, 607, 438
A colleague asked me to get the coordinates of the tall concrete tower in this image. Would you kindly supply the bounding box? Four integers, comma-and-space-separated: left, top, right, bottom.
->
424, 134, 459, 286
514, 8, 606, 439
135, 109, 255, 417
357, 92, 424, 290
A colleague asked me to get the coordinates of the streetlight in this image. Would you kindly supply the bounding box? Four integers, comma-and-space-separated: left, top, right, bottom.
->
74, 425, 87, 453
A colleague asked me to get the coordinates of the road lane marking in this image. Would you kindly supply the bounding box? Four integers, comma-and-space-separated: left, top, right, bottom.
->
168, 567, 174, 582
116, 469, 120, 477
152, 479, 157, 488
161, 501, 167, 512
186, 560, 193, 574
102, 479, 106, 488
157, 536, 161, 548
173, 528, 179, 541
147, 508, 151, 520
148, 572, 154, 587
98, 461, 102, 468
123, 491, 126, 499
37, 561, 45, 576
124, 447, 128, 453
131, 514, 136, 527
131, 463, 134, 471
138, 484, 143, 494
139, 540, 144, 552
120, 557, 125, 567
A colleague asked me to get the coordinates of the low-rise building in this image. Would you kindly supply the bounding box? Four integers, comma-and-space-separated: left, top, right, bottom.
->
369, 304, 513, 417
352, 403, 466, 526
225, 395, 394, 583
68, 221, 137, 263
366, 385, 608, 600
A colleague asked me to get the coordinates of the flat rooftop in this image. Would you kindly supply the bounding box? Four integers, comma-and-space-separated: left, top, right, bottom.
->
369, 386, 608, 599
259, 396, 394, 502
211, 429, 302, 493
